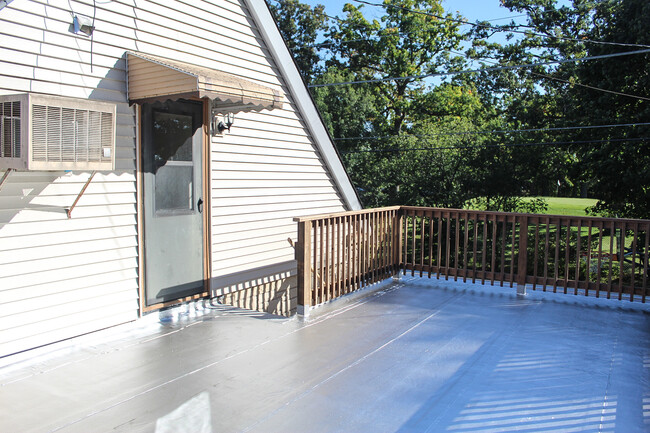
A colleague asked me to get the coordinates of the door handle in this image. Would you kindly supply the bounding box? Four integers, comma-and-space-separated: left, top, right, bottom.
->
197, 198, 203, 213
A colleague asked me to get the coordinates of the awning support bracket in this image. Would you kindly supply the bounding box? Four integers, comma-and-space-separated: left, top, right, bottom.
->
66, 171, 96, 219
0, 168, 13, 192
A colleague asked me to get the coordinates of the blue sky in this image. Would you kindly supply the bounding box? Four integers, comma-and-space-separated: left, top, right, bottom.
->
299, 0, 524, 24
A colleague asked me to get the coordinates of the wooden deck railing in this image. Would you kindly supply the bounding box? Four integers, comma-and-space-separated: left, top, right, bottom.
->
294, 206, 650, 313
294, 207, 400, 311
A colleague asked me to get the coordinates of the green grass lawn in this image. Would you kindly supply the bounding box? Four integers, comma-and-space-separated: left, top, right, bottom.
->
524, 196, 599, 217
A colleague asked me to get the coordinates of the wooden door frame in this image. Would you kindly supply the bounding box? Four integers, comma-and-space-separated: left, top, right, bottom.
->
136, 99, 212, 315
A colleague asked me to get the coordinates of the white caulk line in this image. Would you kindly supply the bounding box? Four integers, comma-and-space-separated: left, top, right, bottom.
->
47, 282, 407, 432
240, 291, 466, 433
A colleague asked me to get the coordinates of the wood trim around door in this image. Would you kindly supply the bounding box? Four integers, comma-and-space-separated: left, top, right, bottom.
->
202, 99, 213, 296
136, 99, 212, 315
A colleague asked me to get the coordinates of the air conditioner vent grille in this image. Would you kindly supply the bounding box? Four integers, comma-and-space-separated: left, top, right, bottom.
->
0, 94, 116, 171
32, 105, 114, 164
1, 101, 21, 158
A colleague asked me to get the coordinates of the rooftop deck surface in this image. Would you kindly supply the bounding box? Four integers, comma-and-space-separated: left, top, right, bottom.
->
1, 276, 649, 432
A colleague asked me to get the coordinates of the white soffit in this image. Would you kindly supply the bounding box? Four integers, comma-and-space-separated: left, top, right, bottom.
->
244, 0, 362, 211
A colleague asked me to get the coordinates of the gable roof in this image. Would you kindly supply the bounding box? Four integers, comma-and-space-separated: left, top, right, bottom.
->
245, 0, 362, 211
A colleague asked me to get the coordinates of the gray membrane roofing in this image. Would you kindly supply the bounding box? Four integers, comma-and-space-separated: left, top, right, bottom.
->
1, 276, 649, 432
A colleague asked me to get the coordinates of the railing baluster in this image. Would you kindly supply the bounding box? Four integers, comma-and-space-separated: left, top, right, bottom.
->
342, 216, 347, 295
630, 223, 638, 302
380, 211, 385, 278
500, 217, 506, 287
585, 221, 593, 297
325, 218, 331, 301
361, 214, 367, 287
370, 212, 375, 284
463, 212, 469, 283
381, 212, 390, 278
366, 213, 371, 285
427, 212, 433, 278
491, 215, 497, 286
618, 222, 625, 300
337, 216, 342, 298
411, 212, 416, 277
401, 212, 409, 275
356, 215, 361, 288
312, 221, 317, 305
575, 219, 582, 296
437, 213, 443, 279
533, 220, 540, 291
510, 216, 517, 287
445, 212, 453, 280
395, 209, 401, 275
641, 224, 650, 303
517, 216, 529, 293
472, 216, 478, 284
376, 210, 381, 282
596, 221, 604, 298
607, 221, 614, 299
543, 217, 550, 292
419, 212, 425, 277
318, 219, 324, 304
553, 219, 562, 293
564, 220, 571, 294
481, 216, 488, 284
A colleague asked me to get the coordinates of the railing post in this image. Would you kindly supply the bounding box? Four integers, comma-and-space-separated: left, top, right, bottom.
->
296, 220, 312, 317
516, 215, 529, 295
394, 207, 404, 280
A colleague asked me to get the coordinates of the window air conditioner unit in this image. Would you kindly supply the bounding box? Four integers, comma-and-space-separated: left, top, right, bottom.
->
0, 94, 116, 171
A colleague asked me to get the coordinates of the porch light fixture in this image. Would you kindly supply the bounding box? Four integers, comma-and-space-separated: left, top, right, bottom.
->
211, 112, 235, 136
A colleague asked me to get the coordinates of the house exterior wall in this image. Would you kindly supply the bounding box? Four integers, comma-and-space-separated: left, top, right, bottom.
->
0, 0, 351, 358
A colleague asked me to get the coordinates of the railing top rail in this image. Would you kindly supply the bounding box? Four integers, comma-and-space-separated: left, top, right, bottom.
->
293, 206, 401, 223
294, 205, 650, 225
400, 206, 650, 225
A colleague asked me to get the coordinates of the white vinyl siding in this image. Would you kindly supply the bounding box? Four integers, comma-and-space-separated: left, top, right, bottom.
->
0, 0, 349, 356
0, 171, 138, 356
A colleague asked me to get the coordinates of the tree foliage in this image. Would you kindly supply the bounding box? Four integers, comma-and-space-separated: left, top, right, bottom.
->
269, 0, 650, 219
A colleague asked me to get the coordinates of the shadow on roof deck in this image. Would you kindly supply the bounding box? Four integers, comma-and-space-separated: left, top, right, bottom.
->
1, 276, 648, 432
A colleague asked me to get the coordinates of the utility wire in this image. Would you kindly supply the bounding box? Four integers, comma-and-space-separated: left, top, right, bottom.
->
309, 14, 529, 48
341, 137, 650, 154
533, 71, 650, 102
309, 48, 650, 87
445, 49, 650, 102
352, 0, 650, 49
333, 122, 650, 141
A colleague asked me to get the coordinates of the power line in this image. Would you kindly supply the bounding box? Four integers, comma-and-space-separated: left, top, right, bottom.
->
333, 122, 650, 141
308, 14, 529, 48
352, 0, 650, 49
534, 71, 650, 102
445, 49, 650, 102
341, 137, 650, 154
309, 48, 650, 88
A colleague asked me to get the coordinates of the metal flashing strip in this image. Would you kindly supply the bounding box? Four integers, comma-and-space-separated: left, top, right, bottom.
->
126, 52, 283, 111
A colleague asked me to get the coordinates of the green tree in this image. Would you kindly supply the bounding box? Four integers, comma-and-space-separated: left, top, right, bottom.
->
266, 0, 329, 80
311, 67, 380, 153
498, 0, 650, 218
325, 0, 467, 135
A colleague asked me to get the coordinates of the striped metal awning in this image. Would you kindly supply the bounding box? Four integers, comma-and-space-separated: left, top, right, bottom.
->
126, 52, 283, 111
